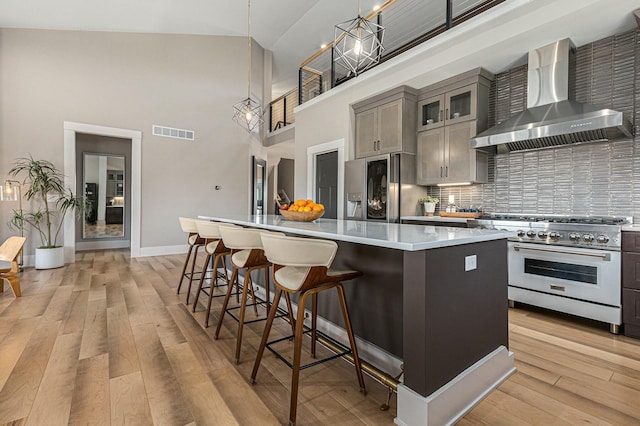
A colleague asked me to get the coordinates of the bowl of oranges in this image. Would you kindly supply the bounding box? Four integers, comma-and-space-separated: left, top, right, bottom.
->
279, 199, 325, 222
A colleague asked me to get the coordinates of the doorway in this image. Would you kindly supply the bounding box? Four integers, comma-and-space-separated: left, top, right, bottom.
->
315, 151, 338, 219
75, 133, 132, 250
63, 121, 142, 262
306, 139, 345, 219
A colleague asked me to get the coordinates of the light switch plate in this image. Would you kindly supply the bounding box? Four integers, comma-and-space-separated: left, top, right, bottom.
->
465, 255, 477, 271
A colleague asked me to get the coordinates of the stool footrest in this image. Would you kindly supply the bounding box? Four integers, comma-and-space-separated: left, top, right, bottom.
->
226, 305, 286, 325
266, 329, 352, 371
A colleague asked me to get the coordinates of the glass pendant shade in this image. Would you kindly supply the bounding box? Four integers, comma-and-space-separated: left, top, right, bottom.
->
233, 97, 264, 133
334, 15, 385, 76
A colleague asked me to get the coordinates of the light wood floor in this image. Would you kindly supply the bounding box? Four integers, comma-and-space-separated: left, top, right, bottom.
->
0, 249, 638, 425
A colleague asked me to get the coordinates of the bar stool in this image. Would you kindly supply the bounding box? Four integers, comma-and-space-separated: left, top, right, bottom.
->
177, 217, 205, 302
192, 220, 231, 326
251, 233, 366, 426
215, 226, 293, 364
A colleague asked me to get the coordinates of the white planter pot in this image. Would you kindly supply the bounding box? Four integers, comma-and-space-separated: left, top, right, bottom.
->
423, 202, 437, 216
35, 246, 65, 269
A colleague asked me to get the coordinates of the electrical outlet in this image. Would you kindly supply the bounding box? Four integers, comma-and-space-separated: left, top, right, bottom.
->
465, 255, 477, 271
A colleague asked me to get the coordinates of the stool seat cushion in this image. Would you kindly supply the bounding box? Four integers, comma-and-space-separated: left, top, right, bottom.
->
205, 240, 220, 254
231, 249, 251, 268
188, 235, 199, 246
274, 266, 362, 291
0, 259, 12, 272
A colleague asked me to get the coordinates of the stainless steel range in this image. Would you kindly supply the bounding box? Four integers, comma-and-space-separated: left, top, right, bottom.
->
469, 214, 633, 334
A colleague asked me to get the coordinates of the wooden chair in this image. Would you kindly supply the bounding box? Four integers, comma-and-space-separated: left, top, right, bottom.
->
0, 236, 27, 297
251, 233, 366, 426
176, 217, 205, 303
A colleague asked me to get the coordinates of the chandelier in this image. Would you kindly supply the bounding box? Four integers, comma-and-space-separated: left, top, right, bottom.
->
333, 0, 385, 76
232, 0, 264, 133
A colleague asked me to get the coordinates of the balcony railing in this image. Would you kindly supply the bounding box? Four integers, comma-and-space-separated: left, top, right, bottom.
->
268, 0, 504, 133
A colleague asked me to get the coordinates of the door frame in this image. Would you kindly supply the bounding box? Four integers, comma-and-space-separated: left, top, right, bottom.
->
64, 121, 142, 262
307, 139, 344, 219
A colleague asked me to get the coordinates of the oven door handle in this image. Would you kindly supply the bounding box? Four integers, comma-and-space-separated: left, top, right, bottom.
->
513, 245, 611, 261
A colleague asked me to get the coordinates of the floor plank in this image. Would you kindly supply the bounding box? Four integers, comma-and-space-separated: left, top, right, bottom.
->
68, 353, 110, 425
109, 371, 153, 426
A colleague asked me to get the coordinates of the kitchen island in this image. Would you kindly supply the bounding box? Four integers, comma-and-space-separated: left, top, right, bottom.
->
199, 215, 515, 426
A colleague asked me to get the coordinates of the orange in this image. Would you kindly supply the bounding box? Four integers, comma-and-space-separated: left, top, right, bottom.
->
306, 199, 315, 205
290, 205, 299, 211
312, 205, 323, 212
295, 199, 307, 207
303, 206, 312, 212
316, 203, 325, 210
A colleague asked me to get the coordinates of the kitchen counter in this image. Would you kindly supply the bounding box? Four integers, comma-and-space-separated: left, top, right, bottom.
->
198, 214, 511, 251
622, 224, 640, 231
199, 214, 514, 425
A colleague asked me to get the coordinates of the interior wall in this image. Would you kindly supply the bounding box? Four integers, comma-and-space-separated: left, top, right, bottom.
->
0, 28, 265, 254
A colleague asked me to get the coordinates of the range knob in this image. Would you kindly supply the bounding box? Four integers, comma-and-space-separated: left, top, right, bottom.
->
569, 233, 581, 242
537, 231, 548, 239
526, 230, 536, 238
596, 235, 610, 244
516, 230, 526, 237
583, 234, 595, 243
548, 231, 562, 241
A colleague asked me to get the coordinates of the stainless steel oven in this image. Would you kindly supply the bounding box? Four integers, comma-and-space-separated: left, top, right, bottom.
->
469, 214, 632, 333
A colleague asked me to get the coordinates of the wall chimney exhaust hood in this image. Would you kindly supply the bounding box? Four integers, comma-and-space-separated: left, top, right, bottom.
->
469, 39, 633, 153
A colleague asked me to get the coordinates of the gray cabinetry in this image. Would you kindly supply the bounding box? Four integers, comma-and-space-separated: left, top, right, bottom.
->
418, 121, 488, 185
416, 68, 493, 186
623, 231, 640, 339
354, 86, 417, 159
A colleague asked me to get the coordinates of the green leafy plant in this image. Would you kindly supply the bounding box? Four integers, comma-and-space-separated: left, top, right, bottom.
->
418, 196, 439, 204
7, 155, 91, 248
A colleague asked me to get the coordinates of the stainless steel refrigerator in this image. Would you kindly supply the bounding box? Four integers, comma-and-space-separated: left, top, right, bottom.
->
344, 153, 422, 222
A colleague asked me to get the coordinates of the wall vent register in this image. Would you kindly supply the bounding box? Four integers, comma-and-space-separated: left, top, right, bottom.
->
152, 125, 195, 141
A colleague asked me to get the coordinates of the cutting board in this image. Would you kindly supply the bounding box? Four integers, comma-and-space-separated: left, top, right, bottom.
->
438, 212, 482, 218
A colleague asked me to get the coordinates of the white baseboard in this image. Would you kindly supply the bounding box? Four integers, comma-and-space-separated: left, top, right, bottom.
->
395, 346, 515, 426
138, 244, 188, 257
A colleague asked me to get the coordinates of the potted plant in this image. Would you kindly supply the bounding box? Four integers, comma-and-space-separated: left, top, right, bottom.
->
7, 155, 90, 269
418, 196, 439, 216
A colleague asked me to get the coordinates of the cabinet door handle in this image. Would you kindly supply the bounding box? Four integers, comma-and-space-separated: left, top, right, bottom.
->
439, 110, 443, 122
373, 141, 376, 151
445, 166, 448, 177
446, 108, 449, 120
377, 140, 380, 150
440, 166, 443, 178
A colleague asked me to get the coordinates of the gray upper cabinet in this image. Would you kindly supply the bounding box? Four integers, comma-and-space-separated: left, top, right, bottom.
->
416, 68, 493, 185
353, 86, 417, 159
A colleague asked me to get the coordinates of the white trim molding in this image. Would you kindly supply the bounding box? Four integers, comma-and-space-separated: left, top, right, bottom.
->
63, 121, 142, 262
395, 346, 515, 426
306, 139, 345, 219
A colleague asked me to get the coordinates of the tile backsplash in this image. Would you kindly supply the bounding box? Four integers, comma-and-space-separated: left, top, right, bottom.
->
429, 29, 640, 223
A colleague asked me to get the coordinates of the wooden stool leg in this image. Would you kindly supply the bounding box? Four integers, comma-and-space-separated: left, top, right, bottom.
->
247, 268, 259, 316
284, 293, 296, 335
177, 244, 194, 294
191, 253, 211, 308
289, 290, 310, 426
222, 255, 229, 282
234, 273, 253, 364
185, 246, 200, 305
264, 265, 270, 314
336, 283, 367, 394
251, 288, 282, 384
214, 267, 238, 333
311, 292, 318, 358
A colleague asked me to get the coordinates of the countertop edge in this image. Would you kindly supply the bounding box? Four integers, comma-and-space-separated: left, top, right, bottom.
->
199, 215, 512, 251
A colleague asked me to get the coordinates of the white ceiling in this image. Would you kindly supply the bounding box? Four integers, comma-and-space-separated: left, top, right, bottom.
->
2, 0, 640, 98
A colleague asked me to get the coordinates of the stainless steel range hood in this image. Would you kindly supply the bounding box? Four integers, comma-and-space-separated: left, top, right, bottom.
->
469, 39, 633, 153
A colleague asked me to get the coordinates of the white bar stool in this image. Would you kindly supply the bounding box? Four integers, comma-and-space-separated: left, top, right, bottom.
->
215, 226, 293, 364
176, 217, 205, 301
251, 233, 366, 426
192, 220, 231, 325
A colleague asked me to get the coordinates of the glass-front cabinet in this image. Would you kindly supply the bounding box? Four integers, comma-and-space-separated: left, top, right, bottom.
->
418, 83, 478, 132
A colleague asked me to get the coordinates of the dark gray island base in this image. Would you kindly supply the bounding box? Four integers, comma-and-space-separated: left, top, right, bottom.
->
199, 215, 515, 425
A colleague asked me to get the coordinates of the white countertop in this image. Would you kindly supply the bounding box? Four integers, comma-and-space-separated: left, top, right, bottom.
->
401, 215, 469, 224
198, 214, 512, 251
622, 224, 640, 231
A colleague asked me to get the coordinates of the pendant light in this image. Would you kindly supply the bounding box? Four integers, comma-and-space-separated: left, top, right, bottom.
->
233, 0, 264, 133
333, 0, 385, 76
